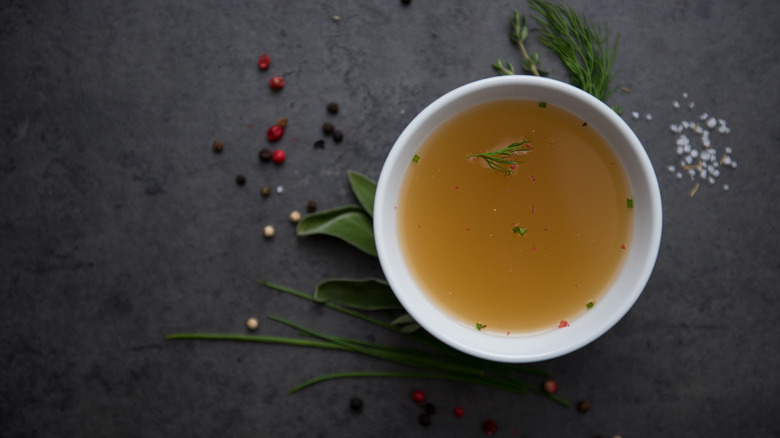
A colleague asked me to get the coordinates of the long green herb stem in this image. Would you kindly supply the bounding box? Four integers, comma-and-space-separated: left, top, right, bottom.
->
168, 280, 569, 407
267, 315, 486, 377
262, 279, 553, 379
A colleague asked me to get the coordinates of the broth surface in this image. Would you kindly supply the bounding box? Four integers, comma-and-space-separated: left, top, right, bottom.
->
399, 99, 632, 334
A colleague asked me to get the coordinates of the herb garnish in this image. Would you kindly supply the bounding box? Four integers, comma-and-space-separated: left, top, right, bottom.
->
167, 171, 570, 407
529, 0, 618, 102
412, 154, 420, 163
493, 12, 547, 76
626, 198, 634, 208
468, 140, 532, 175
513, 226, 528, 236
493, 1, 623, 113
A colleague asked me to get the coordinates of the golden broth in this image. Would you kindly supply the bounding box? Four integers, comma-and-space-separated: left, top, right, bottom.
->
398, 99, 633, 334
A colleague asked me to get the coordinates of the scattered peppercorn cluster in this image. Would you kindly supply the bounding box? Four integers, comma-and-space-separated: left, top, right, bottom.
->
345, 383, 596, 434
314, 102, 344, 148
210, 53, 336, 241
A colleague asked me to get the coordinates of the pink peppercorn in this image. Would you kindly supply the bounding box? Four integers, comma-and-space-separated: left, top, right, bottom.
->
272, 150, 285, 164
257, 54, 270, 70
411, 389, 425, 404
267, 125, 284, 142
269, 75, 285, 90
482, 419, 498, 436
453, 406, 465, 418
542, 379, 558, 394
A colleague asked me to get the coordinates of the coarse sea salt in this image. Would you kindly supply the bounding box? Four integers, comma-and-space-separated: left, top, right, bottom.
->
631, 92, 736, 194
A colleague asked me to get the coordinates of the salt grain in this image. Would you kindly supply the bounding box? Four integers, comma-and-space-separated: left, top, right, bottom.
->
631, 111, 640, 119
645, 113, 653, 121
667, 165, 676, 172
673, 101, 681, 109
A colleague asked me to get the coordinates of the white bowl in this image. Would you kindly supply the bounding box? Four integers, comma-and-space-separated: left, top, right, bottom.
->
374, 76, 662, 363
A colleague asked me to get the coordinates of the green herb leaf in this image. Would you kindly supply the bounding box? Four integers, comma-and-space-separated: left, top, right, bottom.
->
391, 313, 421, 334
586, 301, 594, 309
399, 322, 422, 334
347, 170, 377, 218
626, 198, 634, 208
297, 205, 377, 256
390, 313, 416, 325
412, 154, 421, 163
314, 278, 401, 311
492, 59, 516, 76
512, 226, 527, 235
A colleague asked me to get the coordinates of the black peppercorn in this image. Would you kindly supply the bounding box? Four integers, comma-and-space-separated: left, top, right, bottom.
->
235, 174, 246, 185
326, 102, 339, 114
401, 0, 411, 4
423, 403, 436, 415
259, 148, 273, 162
212, 140, 223, 153
261, 185, 271, 197
313, 139, 325, 149
322, 122, 334, 136
332, 130, 343, 143
418, 413, 431, 427
577, 400, 591, 413
306, 200, 317, 212
349, 397, 363, 412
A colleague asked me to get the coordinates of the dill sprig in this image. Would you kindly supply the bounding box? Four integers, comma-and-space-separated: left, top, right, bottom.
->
529, 0, 619, 102
468, 140, 532, 175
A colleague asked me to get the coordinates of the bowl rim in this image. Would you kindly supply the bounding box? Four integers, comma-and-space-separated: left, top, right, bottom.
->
374, 75, 662, 363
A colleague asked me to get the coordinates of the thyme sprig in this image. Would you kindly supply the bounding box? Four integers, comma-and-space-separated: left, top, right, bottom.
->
493, 12, 547, 76
529, 0, 618, 102
468, 140, 532, 175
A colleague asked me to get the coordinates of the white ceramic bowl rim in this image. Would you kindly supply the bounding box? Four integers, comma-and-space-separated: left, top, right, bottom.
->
374, 76, 662, 363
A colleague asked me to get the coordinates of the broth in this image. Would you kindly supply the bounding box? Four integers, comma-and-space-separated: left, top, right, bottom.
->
398, 99, 633, 334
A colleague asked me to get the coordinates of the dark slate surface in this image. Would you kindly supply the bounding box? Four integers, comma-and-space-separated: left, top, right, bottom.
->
1, 1, 779, 437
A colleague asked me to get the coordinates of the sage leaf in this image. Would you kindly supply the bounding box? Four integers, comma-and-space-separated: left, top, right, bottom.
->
347, 170, 377, 218
314, 278, 401, 310
297, 205, 377, 256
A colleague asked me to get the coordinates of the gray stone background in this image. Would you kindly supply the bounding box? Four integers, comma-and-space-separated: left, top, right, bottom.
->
1, 1, 778, 437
